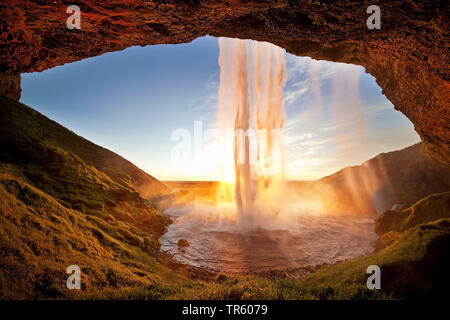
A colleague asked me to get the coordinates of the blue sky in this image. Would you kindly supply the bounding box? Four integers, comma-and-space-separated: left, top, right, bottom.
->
20, 36, 420, 181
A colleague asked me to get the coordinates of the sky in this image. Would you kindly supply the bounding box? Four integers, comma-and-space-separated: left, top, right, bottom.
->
20, 36, 420, 181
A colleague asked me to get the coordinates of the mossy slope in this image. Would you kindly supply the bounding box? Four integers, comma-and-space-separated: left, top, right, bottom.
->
0, 95, 178, 298
1, 94, 448, 299
78, 194, 450, 300
0, 168, 183, 299
375, 191, 450, 234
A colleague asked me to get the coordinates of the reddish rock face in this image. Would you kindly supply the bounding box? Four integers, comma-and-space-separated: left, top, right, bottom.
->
1, 0, 448, 162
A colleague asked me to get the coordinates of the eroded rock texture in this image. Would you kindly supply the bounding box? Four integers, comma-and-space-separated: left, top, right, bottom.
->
0, 0, 448, 162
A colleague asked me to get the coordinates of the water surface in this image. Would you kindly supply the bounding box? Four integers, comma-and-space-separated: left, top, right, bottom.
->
159, 206, 376, 273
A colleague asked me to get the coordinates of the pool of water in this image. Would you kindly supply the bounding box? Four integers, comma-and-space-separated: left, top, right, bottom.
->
159, 205, 376, 273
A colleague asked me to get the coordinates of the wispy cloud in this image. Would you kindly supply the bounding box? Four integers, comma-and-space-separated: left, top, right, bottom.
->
187, 71, 219, 122
362, 101, 395, 117
283, 80, 309, 105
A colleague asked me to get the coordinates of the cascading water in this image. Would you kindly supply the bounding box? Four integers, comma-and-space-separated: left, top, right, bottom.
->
217, 38, 287, 230
159, 38, 376, 273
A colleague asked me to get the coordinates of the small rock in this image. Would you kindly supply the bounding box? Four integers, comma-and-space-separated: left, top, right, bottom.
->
215, 274, 228, 283
177, 239, 189, 247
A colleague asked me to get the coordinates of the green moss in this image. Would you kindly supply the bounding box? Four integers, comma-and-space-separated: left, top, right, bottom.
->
296, 218, 449, 297
375, 191, 450, 235
401, 192, 450, 230
0, 171, 184, 299
76, 218, 450, 300
1, 94, 449, 299
0, 95, 176, 298
375, 210, 409, 234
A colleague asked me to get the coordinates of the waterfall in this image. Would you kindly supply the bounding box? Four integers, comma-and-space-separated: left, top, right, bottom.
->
218, 38, 287, 229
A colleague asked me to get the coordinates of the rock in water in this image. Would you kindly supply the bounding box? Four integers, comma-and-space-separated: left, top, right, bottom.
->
177, 239, 190, 247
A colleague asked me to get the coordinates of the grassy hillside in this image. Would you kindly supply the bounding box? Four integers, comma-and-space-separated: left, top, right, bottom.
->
0, 95, 169, 199
0, 167, 184, 299
291, 193, 450, 299
76, 217, 450, 300
0, 95, 178, 298
1, 94, 448, 299
292, 143, 450, 216
375, 191, 450, 234
374, 191, 450, 251
0, 94, 173, 235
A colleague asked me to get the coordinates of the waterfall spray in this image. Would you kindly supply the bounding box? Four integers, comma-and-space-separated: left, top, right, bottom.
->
161, 39, 378, 272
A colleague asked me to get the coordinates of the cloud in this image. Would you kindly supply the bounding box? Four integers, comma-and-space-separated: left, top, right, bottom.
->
283, 84, 309, 105
362, 101, 395, 117
282, 54, 353, 108
187, 71, 219, 121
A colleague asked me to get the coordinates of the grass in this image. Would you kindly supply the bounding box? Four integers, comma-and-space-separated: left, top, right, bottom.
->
0, 168, 185, 299
0, 95, 169, 198
375, 191, 450, 234
81, 218, 449, 300
0, 95, 178, 298
0, 94, 449, 299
